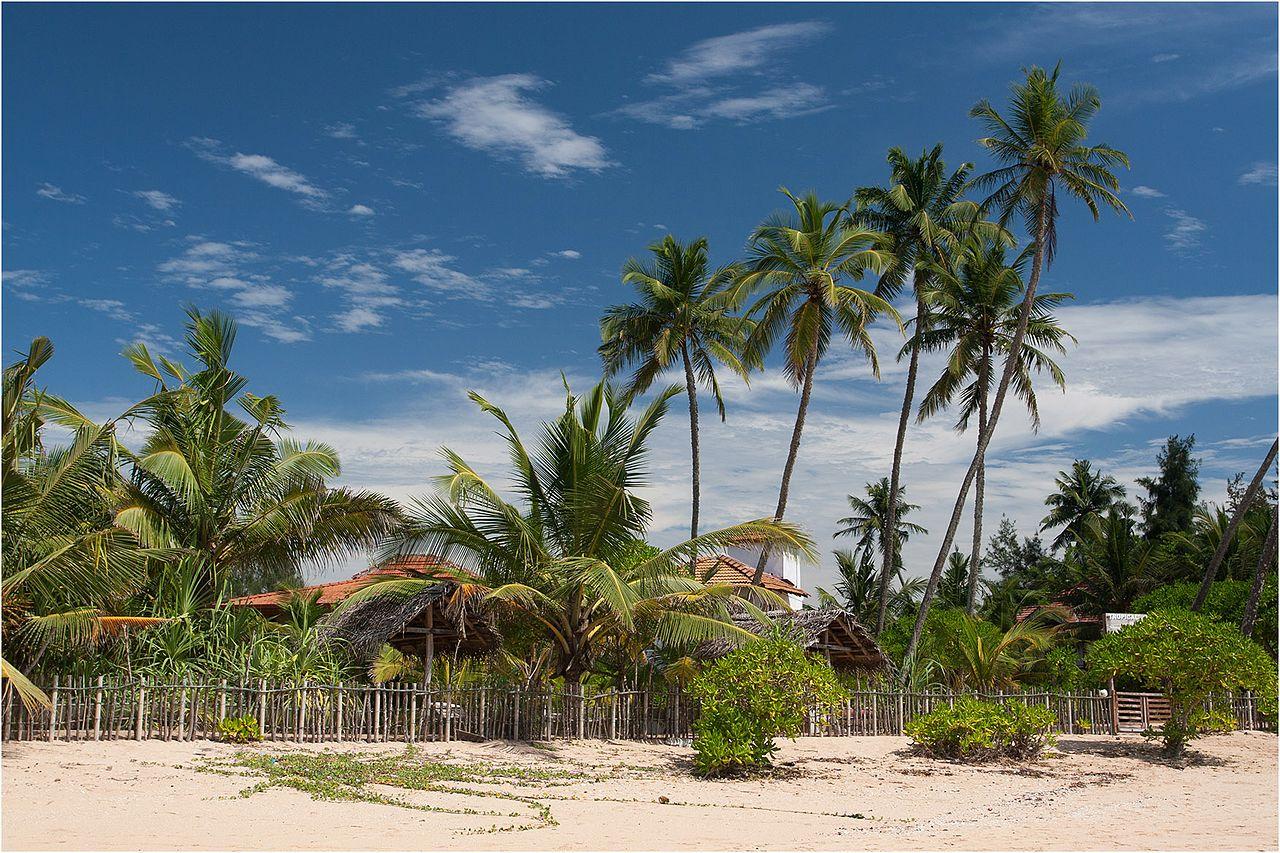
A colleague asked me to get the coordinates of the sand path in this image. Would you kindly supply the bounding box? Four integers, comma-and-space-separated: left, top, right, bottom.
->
3, 732, 1275, 850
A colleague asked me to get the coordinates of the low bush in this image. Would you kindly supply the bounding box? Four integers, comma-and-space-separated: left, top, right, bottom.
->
688, 635, 843, 776
905, 697, 1057, 762
215, 714, 263, 744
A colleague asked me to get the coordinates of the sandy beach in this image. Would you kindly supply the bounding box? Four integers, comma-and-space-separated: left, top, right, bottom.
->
3, 732, 1276, 851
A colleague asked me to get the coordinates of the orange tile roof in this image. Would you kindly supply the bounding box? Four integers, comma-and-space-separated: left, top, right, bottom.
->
229, 555, 463, 610
692, 554, 808, 598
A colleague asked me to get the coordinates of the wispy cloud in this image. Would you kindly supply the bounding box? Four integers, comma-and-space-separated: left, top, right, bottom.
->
551, 249, 581, 259
618, 23, 833, 129
324, 122, 360, 141
158, 238, 309, 343
188, 138, 329, 206
1130, 185, 1166, 198
1238, 162, 1278, 186
392, 247, 564, 310
317, 258, 405, 333
1162, 207, 1207, 252
347, 204, 376, 216
36, 183, 85, 204
645, 21, 831, 85
406, 74, 611, 178
134, 189, 180, 211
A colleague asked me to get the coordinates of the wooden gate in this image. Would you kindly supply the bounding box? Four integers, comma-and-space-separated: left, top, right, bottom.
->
1113, 691, 1172, 733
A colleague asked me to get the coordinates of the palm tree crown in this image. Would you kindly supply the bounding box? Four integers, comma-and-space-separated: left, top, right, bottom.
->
834, 478, 927, 568
1040, 459, 1128, 550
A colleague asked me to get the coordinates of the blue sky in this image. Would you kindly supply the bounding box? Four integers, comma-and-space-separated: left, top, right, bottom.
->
4, 3, 1277, 592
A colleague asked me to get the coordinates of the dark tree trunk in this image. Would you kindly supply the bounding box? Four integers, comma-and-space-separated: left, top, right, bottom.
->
753, 335, 820, 585
965, 346, 991, 615
681, 345, 701, 543
1193, 438, 1279, 610
1241, 506, 1277, 636
876, 288, 926, 636
905, 201, 1050, 664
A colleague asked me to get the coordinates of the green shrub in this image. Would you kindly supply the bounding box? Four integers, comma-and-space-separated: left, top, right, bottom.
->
688, 636, 843, 776
905, 697, 1057, 762
215, 715, 263, 744
1134, 580, 1278, 657
1087, 608, 1278, 757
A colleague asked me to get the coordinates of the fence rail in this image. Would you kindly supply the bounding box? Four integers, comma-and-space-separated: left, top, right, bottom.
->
2, 677, 1270, 743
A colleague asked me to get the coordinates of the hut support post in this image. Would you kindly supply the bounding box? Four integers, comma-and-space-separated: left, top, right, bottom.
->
422, 608, 435, 689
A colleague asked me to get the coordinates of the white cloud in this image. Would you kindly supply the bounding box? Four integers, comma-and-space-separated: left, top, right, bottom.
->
347, 204, 376, 216
646, 22, 831, 85
552, 249, 581, 259
189, 138, 328, 205
293, 292, 1276, 592
1151, 52, 1181, 63
134, 189, 180, 211
318, 258, 405, 332
158, 238, 309, 344
36, 183, 85, 204
410, 74, 611, 178
325, 122, 359, 140
1162, 207, 1207, 251
1130, 185, 1166, 198
619, 24, 832, 129
1238, 162, 1278, 186
393, 248, 488, 298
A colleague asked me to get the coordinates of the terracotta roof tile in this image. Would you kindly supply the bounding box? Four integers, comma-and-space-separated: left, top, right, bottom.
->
229, 555, 463, 610
692, 554, 807, 597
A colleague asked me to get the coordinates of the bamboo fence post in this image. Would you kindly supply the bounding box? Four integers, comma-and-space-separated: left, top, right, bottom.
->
610, 692, 617, 741
48, 677, 59, 742
257, 679, 266, 737
218, 679, 227, 723
336, 684, 344, 742
92, 675, 104, 741
135, 678, 146, 740
177, 678, 188, 742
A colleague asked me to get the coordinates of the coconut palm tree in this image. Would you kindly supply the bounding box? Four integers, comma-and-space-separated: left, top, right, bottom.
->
817, 549, 921, 626
1193, 438, 1279, 610
834, 478, 927, 575
735, 189, 897, 583
1069, 510, 1162, 615
112, 308, 402, 598
933, 612, 1059, 691
1040, 459, 1127, 551
913, 242, 1074, 613
351, 380, 816, 691
1, 339, 160, 708
853, 144, 1007, 635
906, 64, 1130, 663
599, 235, 750, 542
1242, 504, 1277, 636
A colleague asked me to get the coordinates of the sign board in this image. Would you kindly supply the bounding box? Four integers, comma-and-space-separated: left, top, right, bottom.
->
1104, 612, 1147, 634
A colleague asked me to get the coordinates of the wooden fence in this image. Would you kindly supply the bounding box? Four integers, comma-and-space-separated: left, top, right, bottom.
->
2, 677, 1271, 743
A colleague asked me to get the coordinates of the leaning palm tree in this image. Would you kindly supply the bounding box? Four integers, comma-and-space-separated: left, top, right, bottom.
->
599, 235, 750, 542
1040, 459, 1127, 551
905, 63, 1129, 663
1, 339, 160, 708
113, 308, 402, 598
735, 188, 898, 582
853, 144, 1007, 635
349, 380, 816, 691
913, 241, 1074, 613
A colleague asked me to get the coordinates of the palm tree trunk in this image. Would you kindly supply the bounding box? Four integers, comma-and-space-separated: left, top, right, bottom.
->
753, 336, 820, 585
1241, 506, 1277, 636
905, 201, 1050, 664
680, 345, 700, 542
876, 288, 925, 636
965, 348, 991, 615
1193, 438, 1278, 610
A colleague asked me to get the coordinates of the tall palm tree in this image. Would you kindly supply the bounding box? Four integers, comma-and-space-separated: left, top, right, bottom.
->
1, 339, 159, 708
818, 549, 920, 626
113, 308, 401, 597
905, 63, 1129, 663
914, 242, 1074, 613
1241, 504, 1277, 636
1192, 438, 1279, 610
834, 478, 927, 575
853, 144, 1007, 635
735, 188, 898, 583
1040, 459, 1127, 550
351, 380, 816, 690
599, 235, 750, 542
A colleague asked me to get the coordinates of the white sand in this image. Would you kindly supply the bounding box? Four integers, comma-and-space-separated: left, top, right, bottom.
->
3, 732, 1276, 850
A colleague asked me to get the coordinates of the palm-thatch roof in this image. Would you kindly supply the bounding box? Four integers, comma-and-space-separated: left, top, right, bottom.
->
320, 583, 500, 663
702, 608, 889, 672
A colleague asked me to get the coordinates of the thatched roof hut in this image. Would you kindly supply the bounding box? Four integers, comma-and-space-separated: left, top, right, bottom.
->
319, 583, 499, 663
229, 555, 501, 667
702, 608, 889, 672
